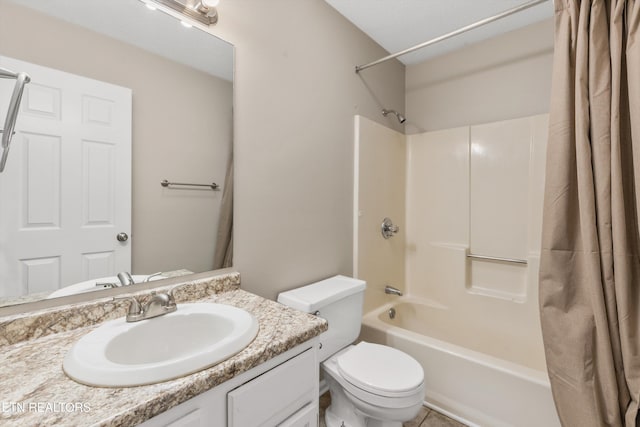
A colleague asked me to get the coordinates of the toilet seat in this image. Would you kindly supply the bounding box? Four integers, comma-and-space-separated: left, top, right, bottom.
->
337, 342, 424, 398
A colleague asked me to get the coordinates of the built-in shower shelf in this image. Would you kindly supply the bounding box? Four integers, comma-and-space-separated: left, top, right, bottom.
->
466, 253, 527, 265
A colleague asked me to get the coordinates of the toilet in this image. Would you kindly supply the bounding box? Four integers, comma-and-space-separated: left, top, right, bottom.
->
277, 275, 424, 427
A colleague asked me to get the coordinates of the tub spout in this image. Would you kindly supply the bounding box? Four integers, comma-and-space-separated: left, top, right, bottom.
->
384, 285, 403, 296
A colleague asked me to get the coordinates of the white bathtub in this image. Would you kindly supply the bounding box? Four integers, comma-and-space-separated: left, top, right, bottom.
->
359, 298, 560, 427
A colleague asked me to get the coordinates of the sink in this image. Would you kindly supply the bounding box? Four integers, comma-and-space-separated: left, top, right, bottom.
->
63, 302, 259, 387
47, 274, 166, 299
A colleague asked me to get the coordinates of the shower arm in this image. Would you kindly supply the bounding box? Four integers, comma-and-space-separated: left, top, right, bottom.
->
0, 67, 31, 173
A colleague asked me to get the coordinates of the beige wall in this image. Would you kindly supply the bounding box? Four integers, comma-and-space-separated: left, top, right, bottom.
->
405, 19, 553, 133
0, 1, 233, 274
206, 0, 405, 299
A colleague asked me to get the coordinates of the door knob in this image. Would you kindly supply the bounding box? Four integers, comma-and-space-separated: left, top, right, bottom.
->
116, 232, 129, 242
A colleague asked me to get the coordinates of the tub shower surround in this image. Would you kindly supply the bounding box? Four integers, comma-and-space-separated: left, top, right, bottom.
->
354, 114, 558, 426
0, 272, 327, 426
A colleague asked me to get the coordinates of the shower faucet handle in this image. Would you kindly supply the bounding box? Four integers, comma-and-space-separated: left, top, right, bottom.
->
381, 217, 399, 239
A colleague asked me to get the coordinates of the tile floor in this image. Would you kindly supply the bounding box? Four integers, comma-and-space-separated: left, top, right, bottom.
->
318, 392, 466, 427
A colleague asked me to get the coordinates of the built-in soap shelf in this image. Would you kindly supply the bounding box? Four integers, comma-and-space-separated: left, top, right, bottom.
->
426, 243, 536, 303
465, 247, 541, 303
466, 252, 528, 265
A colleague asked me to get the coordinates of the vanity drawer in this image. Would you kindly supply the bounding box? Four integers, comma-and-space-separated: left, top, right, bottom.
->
227, 348, 317, 427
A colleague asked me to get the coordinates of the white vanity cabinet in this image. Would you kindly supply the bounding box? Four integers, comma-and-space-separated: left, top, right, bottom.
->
139, 340, 319, 427
227, 346, 317, 426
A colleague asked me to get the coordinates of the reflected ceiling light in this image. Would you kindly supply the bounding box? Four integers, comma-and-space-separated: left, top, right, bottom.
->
144, 1, 157, 11
142, 0, 219, 26
180, 20, 193, 28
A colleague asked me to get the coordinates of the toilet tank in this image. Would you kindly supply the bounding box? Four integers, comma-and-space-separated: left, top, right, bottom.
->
277, 275, 366, 362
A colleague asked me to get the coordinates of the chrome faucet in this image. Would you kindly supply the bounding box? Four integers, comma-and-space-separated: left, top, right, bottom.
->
95, 271, 136, 289
114, 291, 177, 322
117, 271, 135, 286
384, 285, 403, 296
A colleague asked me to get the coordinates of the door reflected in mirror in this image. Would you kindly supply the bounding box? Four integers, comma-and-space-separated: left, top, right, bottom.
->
0, 0, 234, 308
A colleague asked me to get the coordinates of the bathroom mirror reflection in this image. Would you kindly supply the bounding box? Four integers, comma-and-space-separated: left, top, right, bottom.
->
0, 0, 234, 308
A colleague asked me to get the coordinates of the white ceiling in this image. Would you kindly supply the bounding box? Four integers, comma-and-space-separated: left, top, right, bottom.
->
324, 0, 554, 66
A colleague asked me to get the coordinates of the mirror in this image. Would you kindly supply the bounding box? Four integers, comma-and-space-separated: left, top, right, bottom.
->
0, 0, 234, 308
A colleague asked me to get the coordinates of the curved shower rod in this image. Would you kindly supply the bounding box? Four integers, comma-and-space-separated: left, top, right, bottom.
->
355, 0, 551, 73
0, 67, 30, 173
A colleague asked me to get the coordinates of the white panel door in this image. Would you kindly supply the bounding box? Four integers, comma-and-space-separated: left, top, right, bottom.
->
0, 56, 132, 298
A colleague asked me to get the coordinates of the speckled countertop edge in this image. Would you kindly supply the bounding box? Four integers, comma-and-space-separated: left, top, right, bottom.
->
0, 273, 327, 427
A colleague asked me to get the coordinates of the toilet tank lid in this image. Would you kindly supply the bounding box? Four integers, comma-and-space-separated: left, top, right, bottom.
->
277, 275, 366, 313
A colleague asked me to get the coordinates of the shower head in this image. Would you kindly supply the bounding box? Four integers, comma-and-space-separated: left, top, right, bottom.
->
382, 109, 406, 124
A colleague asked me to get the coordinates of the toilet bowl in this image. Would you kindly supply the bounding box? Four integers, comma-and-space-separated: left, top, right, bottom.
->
277, 275, 425, 427
322, 343, 424, 427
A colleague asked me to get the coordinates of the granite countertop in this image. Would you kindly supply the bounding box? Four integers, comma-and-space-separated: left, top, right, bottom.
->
0, 273, 327, 427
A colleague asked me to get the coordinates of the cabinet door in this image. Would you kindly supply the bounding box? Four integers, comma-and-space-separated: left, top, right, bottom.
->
277, 403, 318, 427
138, 386, 224, 427
227, 348, 317, 427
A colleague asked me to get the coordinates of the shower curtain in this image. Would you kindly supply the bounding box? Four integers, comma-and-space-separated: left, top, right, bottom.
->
539, 1, 640, 426
213, 157, 233, 269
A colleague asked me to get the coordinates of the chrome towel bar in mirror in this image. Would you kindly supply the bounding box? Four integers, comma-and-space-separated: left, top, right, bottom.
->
161, 179, 220, 190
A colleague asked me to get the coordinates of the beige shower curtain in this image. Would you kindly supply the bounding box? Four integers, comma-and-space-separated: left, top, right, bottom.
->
213, 158, 233, 269
539, 0, 640, 426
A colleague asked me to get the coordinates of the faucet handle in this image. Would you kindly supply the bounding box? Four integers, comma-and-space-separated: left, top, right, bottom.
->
140, 291, 177, 319
148, 291, 174, 306
112, 295, 144, 321
381, 217, 400, 239
143, 272, 164, 283
167, 283, 191, 304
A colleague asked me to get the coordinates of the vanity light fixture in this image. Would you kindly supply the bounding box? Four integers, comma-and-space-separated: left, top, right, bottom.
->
140, 0, 219, 25
195, 0, 219, 19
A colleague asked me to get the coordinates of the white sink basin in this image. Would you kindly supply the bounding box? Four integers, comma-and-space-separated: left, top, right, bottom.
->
63, 303, 259, 387
48, 274, 166, 299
